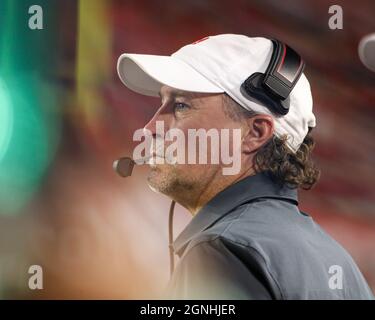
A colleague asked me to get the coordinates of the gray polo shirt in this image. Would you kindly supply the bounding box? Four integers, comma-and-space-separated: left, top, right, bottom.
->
166, 172, 373, 299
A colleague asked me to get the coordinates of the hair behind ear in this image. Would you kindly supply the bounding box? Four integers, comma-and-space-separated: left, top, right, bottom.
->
254, 132, 320, 190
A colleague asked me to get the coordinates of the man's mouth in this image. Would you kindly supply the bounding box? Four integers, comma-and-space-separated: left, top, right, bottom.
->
149, 153, 165, 166
150, 151, 164, 158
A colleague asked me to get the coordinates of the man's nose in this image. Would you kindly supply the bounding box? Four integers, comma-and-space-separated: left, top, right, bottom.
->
143, 110, 170, 137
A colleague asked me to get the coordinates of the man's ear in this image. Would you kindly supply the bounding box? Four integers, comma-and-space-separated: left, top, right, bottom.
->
242, 114, 274, 154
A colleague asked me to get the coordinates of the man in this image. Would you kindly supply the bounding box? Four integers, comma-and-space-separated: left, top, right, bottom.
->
117, 34, 373, 299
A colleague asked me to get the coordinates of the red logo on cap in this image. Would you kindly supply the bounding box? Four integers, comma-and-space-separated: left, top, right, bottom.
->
192, 36, 209, 44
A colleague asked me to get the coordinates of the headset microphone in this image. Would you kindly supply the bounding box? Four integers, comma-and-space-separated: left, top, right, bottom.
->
113, 155, 154, 177
113, 157, 135, 177
113, 156, 176, 278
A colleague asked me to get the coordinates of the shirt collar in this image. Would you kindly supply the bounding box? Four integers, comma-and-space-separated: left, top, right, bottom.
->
172, 172, 298, 257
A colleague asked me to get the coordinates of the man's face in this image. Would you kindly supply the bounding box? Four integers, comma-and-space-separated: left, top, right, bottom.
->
143, 85, 246, 199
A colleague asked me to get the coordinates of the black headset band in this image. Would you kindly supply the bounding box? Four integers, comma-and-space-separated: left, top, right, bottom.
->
242, 39, 305, 115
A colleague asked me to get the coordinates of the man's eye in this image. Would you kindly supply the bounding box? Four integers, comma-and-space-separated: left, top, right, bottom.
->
173, 102, 190, 112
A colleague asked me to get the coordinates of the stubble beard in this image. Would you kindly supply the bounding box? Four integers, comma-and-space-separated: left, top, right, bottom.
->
147, 164, 197, 199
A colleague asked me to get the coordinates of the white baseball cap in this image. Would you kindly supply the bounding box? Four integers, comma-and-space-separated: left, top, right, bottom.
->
117, 34, 316, 153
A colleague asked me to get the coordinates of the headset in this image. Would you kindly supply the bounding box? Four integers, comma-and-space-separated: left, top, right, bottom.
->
242, 39, 305, 115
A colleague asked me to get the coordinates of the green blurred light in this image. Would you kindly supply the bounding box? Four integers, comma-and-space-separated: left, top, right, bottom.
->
0, 74, 60, 215
0, 78, 13, 161
0, 0, 61, 215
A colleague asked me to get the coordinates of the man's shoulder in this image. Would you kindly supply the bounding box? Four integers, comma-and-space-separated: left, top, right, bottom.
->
186, 197, 349, 266
189, 198, 308, 250
183, 198, 373, 299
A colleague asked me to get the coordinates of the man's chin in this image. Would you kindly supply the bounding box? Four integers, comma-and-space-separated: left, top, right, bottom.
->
146, 165, 173, 195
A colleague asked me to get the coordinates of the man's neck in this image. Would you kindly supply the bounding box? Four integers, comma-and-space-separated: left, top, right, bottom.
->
185, 166, 255, 216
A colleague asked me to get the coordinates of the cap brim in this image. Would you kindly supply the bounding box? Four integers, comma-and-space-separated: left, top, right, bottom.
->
117, 53, 224, 97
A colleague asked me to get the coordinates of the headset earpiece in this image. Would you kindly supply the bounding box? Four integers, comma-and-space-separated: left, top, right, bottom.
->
242, 39, 305, 116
